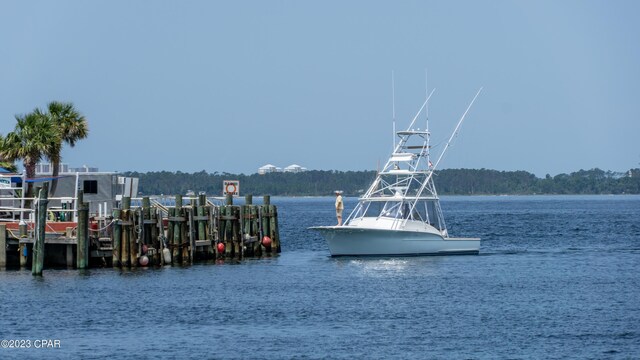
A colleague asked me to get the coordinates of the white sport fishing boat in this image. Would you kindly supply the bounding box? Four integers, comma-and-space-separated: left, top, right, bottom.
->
311, 85, 483, 256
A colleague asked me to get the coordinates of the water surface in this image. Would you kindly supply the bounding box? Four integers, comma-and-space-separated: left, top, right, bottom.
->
1, 195, 638, 359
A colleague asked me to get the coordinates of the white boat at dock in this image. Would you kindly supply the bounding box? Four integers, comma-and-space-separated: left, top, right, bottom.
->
311, 85, 482, 256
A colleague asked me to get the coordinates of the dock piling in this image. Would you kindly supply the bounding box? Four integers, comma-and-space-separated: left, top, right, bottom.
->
77, 201, 89, 269
0, 224, 6, 269
112, 209, 122, 268
173, 195, 183, 265
121, 197, 131, 267
66, 244, 74, 268
32, 183, 49, 276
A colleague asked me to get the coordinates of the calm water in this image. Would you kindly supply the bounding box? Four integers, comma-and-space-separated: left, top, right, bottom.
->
0, 195, 639, 359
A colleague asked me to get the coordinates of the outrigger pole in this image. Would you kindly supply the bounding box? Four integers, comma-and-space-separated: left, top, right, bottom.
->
392, 71, 396, 152
430, 87, 483, 172
406, 87, 483, 216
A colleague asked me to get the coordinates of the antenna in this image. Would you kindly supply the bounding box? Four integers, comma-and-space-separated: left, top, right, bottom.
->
425, 69, 429, 132
392, 71, 396, 153
406, 88, 435, 131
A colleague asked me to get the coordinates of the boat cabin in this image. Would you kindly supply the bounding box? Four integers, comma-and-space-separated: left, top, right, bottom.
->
348, 196, 447, 232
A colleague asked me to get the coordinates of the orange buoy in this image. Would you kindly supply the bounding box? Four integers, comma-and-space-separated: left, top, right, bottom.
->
262, 236, 272, 247
217, 243, 225, 253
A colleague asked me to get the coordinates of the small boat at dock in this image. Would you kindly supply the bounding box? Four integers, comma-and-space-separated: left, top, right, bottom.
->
311, 85, 482, 256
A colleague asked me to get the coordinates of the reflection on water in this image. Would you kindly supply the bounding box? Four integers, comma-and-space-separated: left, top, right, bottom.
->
328, 256, 448, 278
349, 258, 410, 275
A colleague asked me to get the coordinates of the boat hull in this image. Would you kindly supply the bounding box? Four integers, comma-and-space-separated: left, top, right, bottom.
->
311, 226, 480, 256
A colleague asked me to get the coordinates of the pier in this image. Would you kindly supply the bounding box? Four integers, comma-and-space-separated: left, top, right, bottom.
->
0, 185, 281, 272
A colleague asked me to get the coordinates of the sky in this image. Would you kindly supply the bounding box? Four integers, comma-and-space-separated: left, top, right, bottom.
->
1, 0, 639, 177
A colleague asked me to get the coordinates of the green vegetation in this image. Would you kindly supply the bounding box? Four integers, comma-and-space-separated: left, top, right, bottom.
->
0, 134, 18, 172
0, 102, 88, 197
46, 102, 89, 195
124, 168, 640, 196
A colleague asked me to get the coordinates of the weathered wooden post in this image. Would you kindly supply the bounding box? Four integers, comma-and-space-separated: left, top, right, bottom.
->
65, 227, 74, 268
233, 205, 242, 259
112, 209, 121, 268
209, 204, 218, 259
19, 243, 28, 268
76, 190, 83, 215
140, 197, 152, 266
241, 195, 251, 257
217, 206, 225, 258
243, 206, 250, 257
19, 222, 28, 268
197, 195, 206, 246
32, 183, 49, 275
173, 195, 182, 265
197, 193, 213, 259
260, 196, 271, 253
265, 205, 275, 253
249, 204, 260, 256
142, 197, 151, 246
121, 197, 131, 267
269, 204, 281, 253
205, 205, 214, 259
151, 207, 161, 265
182, 205, 191, 265
157, 207, 166, 265
166, 207, 174, 264
77, 201, 89, 270
0, 224, 6, 269
224, 203, 233, 257
126, 197, 138, 268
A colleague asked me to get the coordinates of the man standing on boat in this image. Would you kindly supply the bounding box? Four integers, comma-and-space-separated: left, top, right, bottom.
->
335, 190, 344, 226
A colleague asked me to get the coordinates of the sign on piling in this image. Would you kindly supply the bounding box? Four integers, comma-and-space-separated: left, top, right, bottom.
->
223, 180, 239, 196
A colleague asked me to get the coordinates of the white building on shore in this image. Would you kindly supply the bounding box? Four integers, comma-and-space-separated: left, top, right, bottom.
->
284, 164, 308, 173
258, 164, 308, 174
258, 164, 282, 175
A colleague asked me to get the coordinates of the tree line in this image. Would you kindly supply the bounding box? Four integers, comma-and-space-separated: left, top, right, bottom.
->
123, 168, 640, 196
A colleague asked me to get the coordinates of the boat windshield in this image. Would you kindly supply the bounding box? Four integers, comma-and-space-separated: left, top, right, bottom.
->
350, 199, 445, 230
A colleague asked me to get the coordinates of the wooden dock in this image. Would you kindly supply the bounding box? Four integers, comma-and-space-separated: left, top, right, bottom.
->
0, 192, 281, 272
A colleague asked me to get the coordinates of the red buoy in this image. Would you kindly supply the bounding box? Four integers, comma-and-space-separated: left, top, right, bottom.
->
141, 244, 148, 254
139, 255, 149, 267
262, 236, 272, 247
217, 243, 225, 253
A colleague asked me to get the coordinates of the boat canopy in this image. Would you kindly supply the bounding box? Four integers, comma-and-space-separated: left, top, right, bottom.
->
389, 153, 416, 162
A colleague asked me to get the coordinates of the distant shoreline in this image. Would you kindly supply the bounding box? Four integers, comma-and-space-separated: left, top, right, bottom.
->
125, 168, 640, 196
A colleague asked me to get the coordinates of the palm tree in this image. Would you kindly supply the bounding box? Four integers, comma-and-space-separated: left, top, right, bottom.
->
0, 133, 18, 172
0, 110, 61, 200
47, 101, 89, 195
